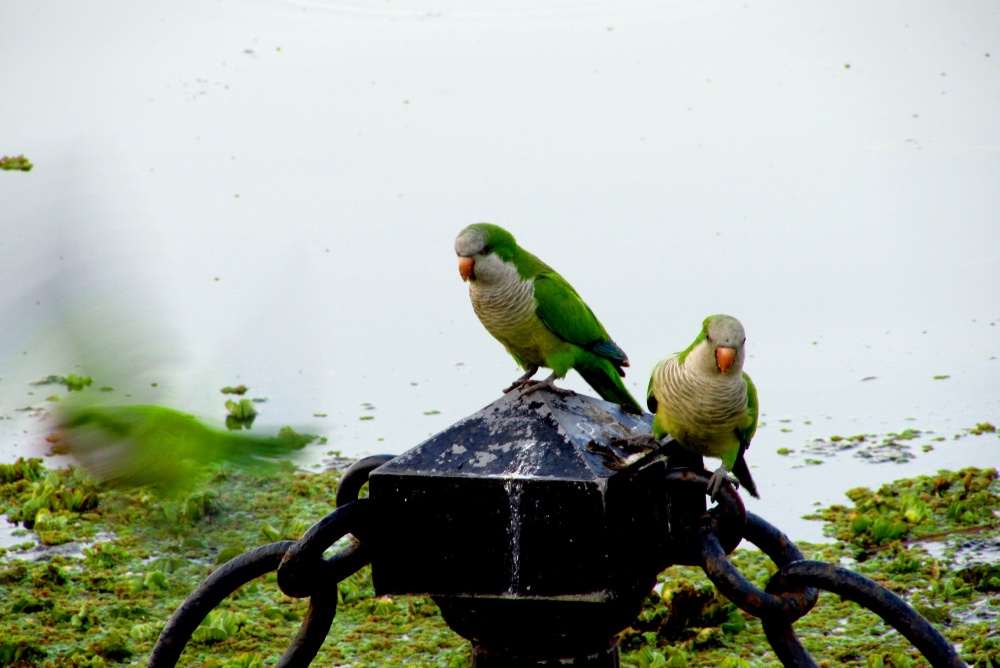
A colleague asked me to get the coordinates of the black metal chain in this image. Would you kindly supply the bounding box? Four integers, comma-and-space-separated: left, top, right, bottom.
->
276, 500, 371, 599
699, 511, 818, 623
762, 560, 966, 668
147, 455, 394, 667
335, 455, 396, 511
689, 478, 967, 668
149, 541, 296, 668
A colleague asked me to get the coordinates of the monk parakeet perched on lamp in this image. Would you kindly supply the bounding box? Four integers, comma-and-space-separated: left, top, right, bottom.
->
454, 223, 643, 414
647, 314, 760, 499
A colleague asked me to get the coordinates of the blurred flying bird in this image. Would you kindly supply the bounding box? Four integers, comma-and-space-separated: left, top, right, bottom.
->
52, 401, 312, 492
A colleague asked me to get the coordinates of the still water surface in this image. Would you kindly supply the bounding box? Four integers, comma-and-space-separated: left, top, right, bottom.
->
2, 0, 998, 541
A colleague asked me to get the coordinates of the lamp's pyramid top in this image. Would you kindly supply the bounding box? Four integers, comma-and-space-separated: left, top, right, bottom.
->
375, 390, 654, 481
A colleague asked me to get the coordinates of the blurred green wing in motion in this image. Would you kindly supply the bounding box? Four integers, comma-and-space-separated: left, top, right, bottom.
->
54, 402, 314, 492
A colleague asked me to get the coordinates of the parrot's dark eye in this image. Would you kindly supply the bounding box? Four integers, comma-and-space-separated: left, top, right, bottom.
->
705, 333, 712, 343
481, 245, 492, 255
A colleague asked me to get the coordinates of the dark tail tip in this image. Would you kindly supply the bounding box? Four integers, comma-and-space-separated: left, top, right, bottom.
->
732, 456, 760, 499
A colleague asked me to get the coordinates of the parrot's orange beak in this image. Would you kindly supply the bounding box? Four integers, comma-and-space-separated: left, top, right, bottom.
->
716, 347, 736, 374
458, 256, 475, 282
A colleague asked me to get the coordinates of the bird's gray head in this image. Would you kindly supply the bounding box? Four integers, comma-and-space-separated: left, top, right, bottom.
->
454, 223, 518, 284
695, 314, 747, 376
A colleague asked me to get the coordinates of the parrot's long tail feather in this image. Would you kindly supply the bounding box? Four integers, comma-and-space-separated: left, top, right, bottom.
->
576, 362, 644, 415
731, 454, 760, 499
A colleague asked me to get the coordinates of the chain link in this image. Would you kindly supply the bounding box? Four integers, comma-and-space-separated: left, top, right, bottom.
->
698, 510, 818, 622
762, 560, 966, 668
149, 541, 296, 667
276, 500, 370, 599
694, 505, 965, 668
335, 455, 396, 510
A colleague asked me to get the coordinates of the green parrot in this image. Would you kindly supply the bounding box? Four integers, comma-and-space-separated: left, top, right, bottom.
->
454, 223, 642, 414
647, 314, 760, 499
53, 402, 313, 492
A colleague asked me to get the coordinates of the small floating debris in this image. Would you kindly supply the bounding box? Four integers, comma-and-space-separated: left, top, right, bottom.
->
225, 398, 257, 430
0, 154, 33, 171
31, 374, 93, 392
225, 398, 257, 420
804, 429, 926, 464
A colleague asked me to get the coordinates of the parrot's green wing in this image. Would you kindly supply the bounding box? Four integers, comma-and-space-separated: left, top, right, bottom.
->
533, 272, 628, 363
738, 372, 759, 449
646, 373, 658, 414
729, 372, 761, 498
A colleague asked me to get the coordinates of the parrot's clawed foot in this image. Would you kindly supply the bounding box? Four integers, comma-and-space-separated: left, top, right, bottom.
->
521, 373, 575, 398
503, 378, 530, 393
706, 464, 738, 500
503, 366, 540, 394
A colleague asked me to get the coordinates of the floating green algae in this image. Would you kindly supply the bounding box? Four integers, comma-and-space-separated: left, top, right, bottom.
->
801, 422, 1000, 465
1, 459, 998, 667
29, 375, 93, 392
0, 460, 468, 667
806, 467, 999, 550
225, 398, 258, 430
961, 423, 997, 438
0, 155, 33, 171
